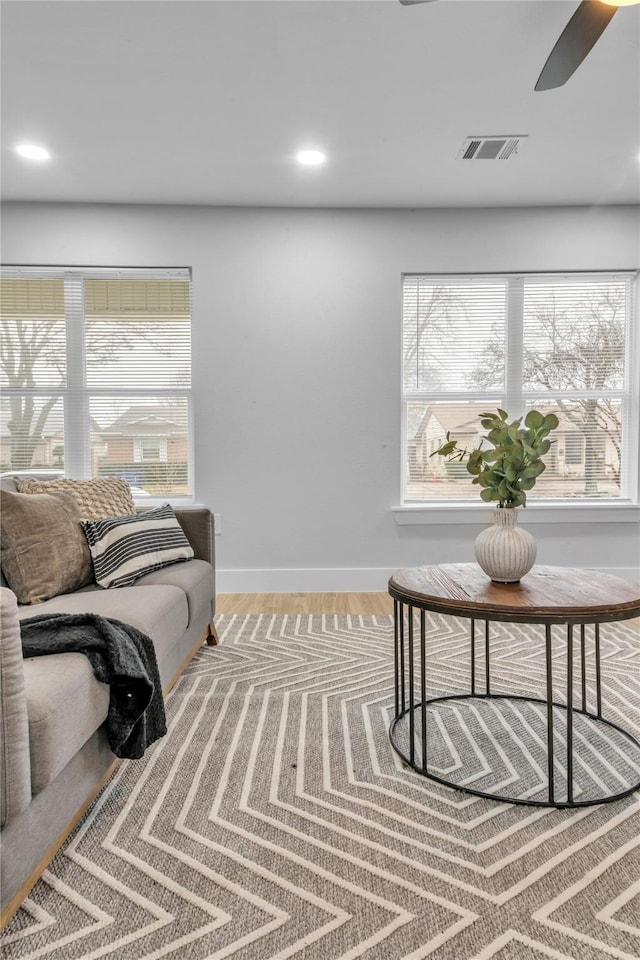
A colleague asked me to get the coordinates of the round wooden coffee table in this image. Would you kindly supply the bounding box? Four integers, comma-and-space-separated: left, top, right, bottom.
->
388, 564, 640, 808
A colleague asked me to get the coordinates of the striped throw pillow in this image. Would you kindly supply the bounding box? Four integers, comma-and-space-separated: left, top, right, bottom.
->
81, 504, 194, 589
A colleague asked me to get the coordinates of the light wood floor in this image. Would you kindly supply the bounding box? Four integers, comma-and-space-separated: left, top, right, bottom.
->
216, 592, 394, 615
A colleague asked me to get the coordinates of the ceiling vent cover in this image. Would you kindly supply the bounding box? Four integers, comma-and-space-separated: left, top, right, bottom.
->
457, 136, 527, 160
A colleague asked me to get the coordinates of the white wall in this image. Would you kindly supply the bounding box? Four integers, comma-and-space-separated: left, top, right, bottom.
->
2, 202, 639, 589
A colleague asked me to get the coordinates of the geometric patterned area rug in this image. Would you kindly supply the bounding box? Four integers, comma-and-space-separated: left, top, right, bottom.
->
2, 613, 639, 960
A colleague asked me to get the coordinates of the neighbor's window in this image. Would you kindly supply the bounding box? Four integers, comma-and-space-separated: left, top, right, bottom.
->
0, 267, 192, 498
134, 438, 166, 463
402, 272, 638, 504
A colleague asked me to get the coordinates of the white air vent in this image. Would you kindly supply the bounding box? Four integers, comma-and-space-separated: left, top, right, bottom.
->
457, 136, 527, 160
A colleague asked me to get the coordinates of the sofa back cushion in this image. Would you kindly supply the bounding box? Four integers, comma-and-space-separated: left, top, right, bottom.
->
0, 490, 94, 604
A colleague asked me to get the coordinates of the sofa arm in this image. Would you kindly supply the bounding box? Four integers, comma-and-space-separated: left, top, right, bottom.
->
0, 588, 31, 826
173, 508, 215, 567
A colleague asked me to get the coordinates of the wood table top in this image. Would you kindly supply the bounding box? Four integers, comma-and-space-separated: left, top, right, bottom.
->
388, 564, 640, 624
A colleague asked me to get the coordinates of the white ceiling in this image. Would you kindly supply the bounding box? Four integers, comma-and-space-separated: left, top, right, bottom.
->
1, 0, 639, 208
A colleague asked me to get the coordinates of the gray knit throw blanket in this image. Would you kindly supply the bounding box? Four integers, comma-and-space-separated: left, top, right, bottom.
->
20, 613, 167, 759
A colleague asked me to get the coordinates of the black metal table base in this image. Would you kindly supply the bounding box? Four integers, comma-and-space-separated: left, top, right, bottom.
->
391, 602, 640, 808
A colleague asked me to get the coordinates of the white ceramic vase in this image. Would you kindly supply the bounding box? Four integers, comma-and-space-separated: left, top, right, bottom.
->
474, 507, 536, 584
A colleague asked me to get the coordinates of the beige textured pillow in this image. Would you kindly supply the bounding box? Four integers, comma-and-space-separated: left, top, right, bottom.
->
0, 490, 94, 604
16, 476, 135, 520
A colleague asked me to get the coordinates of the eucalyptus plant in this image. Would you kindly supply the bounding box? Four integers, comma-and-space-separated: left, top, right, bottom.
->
431, 408, 559, 508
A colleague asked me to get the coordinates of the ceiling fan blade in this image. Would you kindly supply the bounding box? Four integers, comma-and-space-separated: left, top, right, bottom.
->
399, 1, 438, 5
535, 0, 618, 91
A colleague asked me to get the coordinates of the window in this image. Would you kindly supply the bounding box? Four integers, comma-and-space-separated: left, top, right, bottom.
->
402, 272, 638, 505
0, 267, 193, 497
134, 438, 166, 463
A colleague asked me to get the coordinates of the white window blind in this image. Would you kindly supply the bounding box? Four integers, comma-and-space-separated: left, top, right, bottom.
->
0, 267, 193, 498
402, 272, 638, 504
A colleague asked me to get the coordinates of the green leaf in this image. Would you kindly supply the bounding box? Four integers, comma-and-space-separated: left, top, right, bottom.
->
523, 461, 545, 479
497, 408, 509, 420
525, 409, 544, 429
480, 487, 496, 502
544, 413, 559, 430
467, 450, 483, 474
430, 440, 457, 458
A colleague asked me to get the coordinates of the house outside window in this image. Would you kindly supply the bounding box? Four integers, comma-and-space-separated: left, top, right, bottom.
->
0, 267, 193, 497
402, 272, 638, 505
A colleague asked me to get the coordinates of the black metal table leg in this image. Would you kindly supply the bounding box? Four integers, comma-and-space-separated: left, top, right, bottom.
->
595, 623, 602, 719
471, 619, 476, 696
408, 607, 415, 765
399, 602, 406, 715
567, 624, 574, 805
545, 624, 555, 804
420, 610, 427, 773
580, 624, 586, 713
394, 599, 400, 718
485, 621, 491, 696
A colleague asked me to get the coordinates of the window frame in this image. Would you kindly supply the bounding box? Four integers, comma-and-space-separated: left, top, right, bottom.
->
398, 270, 640, 518
0, 265, 194, 502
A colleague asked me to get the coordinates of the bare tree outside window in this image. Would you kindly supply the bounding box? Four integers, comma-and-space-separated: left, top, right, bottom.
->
471, 281, 625, 496
0, 279, 65, 469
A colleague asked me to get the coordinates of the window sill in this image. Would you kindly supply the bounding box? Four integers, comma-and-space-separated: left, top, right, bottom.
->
134, 496, 197, 508
392, 502, 640, 525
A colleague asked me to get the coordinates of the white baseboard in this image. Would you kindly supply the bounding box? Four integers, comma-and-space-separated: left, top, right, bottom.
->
217, 565, 639, 594
217, 568, 396, 594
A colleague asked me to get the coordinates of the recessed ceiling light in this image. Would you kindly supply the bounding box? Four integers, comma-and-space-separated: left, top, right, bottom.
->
15, 144, 50, 161
296, 149, 327, 166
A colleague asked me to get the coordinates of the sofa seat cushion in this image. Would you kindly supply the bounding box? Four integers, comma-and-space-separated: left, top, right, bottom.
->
17, 585, 189, 686
23, 653, 110, 793
133, 560, 214, 627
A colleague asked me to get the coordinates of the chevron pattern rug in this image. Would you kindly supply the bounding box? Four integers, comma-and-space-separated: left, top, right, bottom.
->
2, 613, 640, 960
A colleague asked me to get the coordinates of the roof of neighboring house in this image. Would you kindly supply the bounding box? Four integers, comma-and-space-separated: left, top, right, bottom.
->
410, 403, 483, 442
101, 405, 185, 436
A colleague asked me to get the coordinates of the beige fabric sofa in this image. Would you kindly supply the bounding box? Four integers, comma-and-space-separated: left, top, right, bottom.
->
0, 479, 217, 925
